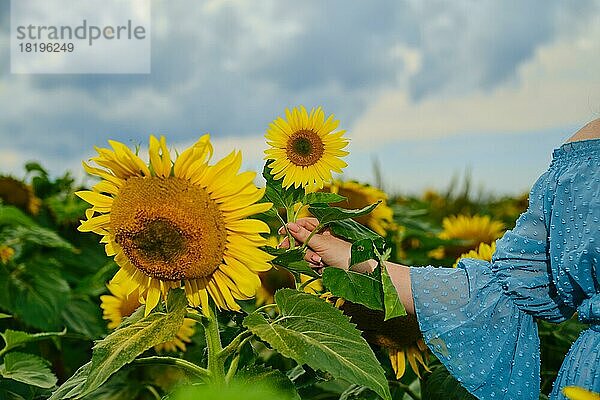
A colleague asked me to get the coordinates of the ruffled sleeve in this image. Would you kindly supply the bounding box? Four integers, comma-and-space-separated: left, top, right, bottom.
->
411, 261, 541, 399
411, 172, 574, 399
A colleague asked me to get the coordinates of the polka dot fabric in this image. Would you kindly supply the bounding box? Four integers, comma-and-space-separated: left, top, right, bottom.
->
411, 139, 600, 399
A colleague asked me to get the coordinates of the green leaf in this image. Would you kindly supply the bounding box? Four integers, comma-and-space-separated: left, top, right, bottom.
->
236, 365, 301, 400
0, 352, 57, 389
50, 289, 188, 399
61, 298, 106, 339
1, 329, 66, 354
5, 262, 70, 331
350, 239, 377, 267
4, 226, 74, 251
322, 268, 383, 311
262, 162, 304, 210
73, 262, 118, 297
421, 366, 477, 400
172, 380, 296, 400
308, 202, 381, 226
379, 262, 406, 320
302, 192, 346, 206
244, 289, 391, 400
0, 206, 36, 228
0, 313, 11, 319
328, 219, 384, 245
270, 248, 320, 278
79, 368, 143, 400
48, 362, 91, 400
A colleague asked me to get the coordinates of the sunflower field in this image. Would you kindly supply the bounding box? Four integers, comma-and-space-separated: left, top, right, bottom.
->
0, 107, 587, 400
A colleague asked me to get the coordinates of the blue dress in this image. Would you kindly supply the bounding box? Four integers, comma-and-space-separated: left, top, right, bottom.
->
411, 139, 600, 399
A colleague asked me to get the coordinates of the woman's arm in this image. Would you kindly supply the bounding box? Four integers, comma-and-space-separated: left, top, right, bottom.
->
279, 218, 415, 314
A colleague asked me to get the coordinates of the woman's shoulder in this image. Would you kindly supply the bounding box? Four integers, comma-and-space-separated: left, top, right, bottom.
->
565, 118, 600, 143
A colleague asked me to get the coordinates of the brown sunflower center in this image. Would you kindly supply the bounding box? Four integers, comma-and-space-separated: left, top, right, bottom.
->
286, 130, 324, 166
110, 177, 227, 281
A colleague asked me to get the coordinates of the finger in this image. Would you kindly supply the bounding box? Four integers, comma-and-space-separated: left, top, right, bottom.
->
295, 217, 320, 230
286, 222, 320, 246
278, 237, 290, 249
304, 249, 322, 265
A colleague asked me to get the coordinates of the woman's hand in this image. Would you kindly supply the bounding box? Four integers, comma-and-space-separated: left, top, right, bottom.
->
278, 217, 376, 273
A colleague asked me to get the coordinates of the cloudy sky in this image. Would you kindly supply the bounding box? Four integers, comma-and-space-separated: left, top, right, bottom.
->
1, 0, 599, 195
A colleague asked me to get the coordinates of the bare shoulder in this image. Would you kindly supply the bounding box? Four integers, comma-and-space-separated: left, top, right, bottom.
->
566, 118, 600, 143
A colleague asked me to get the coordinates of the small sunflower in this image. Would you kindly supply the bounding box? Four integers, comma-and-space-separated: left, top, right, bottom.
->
0, 245, 15, 264
454, 241, 496, 267
439, 214, 504, 244
100, 283, 196, 352
77, 135, 273, 315
264, 106, 349, 189
320, 180, 394, 236
562, 386, 600, 400
0, 176, 41, 215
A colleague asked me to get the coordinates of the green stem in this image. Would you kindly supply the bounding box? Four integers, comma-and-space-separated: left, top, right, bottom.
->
219, 330, 252, 360
300, 223, 324, 251
389, 380, 421, 400
144, 385, 161, 400
225, 353, 241, 383
186, 311, 208, 324
133, 356, 211, 381
298, 276, 319, 291
285, 206, 296, 248
202, 302, 226, 385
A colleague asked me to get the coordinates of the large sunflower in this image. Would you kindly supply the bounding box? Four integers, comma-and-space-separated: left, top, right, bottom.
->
264, 106, 349, 189
77, 135, 273, 315
100, 283, 196, 352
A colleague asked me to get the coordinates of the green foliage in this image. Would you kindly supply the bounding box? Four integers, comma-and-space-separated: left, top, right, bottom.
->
379, 260, 406, 320
0, 260, 70, 331
0, 329, 65, 355
50, 289, 188, 399
302, 192, 346, 206
0, 206, 36, 228
329, 219, 384, 248
0, 352, 57, 389
322, 269, 383, 311
236, 365, 300, 400
421, 366, 477, 400
308, 202, 380, 226
244, 289, 391, 400
262, 162, 304, 211
172, 380, 297, 400
268, 248, 320, 278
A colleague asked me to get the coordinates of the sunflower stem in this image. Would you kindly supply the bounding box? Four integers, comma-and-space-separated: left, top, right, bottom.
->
389, 381, 421, 400
298, 276, 319, 291
202, 302, 226, 385
133, 356, 211, 382
225, 353, 241, 383
285, 206, 296, 248
218, 330, 252, 360
300, 223, 324, 251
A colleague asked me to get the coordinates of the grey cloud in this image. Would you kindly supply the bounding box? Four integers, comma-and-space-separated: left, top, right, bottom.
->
0, 0, 598, 173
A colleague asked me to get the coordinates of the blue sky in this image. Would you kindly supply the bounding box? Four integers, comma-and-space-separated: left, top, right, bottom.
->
1, 0, 599, 195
